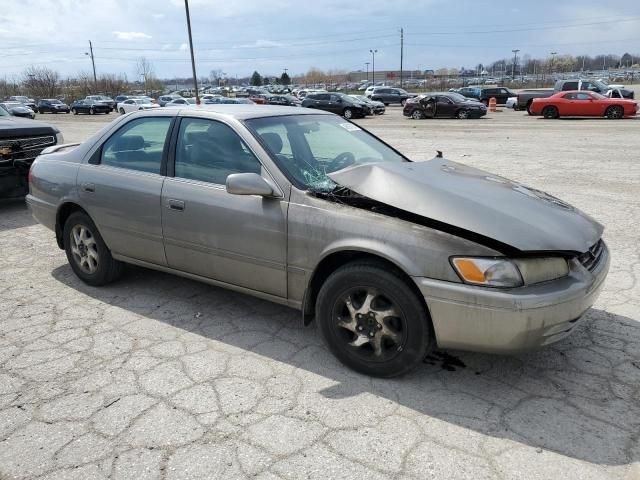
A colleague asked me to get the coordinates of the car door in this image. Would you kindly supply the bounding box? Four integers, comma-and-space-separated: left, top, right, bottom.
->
76, 115, 174, 265
161, 116, 287, 297
435, 96, 455, 117
556, 93, 576, 116
574, 92, 599, 116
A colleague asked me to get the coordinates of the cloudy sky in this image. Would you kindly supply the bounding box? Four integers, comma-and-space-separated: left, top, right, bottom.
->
1, 0, 640, 80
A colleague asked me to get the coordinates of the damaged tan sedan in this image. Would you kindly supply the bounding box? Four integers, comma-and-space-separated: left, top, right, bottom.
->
27, 106, 609, 377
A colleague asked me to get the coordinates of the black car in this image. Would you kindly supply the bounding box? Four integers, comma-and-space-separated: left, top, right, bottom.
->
114, 95, 130, 103
403, 92, 487, 119
479, 87, 516, 105
301, 93, 369, 119
0, 102, 36, 119
350, 95, 385, 114
203, 97, 255, 105
266, 95, 301, 107
37, 99, 70, 114
368, 87, 414, 105
0, 106, 61, 198
70, 100, 111, 115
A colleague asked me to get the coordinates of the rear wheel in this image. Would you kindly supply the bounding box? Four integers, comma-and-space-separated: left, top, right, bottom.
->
316, 262, 433, 377
456, 109, 470, 119
526, 101, 534, 115
72, 108, 77, 115
63, 212, 123, 286
605, 105, 624, 119
89, 107, 95, 115
119, 107, 125, 114
411, 109, 424, 120
542, 106, 559, 119
343, 108, 353, 119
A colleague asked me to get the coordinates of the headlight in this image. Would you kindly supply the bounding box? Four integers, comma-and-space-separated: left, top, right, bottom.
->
451, 256, 569, 288
451, 257, 523, 287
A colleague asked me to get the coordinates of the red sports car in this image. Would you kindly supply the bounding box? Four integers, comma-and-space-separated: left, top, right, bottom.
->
530, 90, 638, 119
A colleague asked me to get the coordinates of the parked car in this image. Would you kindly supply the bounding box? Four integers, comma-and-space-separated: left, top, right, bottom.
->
555, 79, 634, 99
1, 102, 36, 119
118, 98, 162, 114
7, 96, 37, 110
203, 97, 255, 105
163, 98, 196, 108
26, 106, 610, 377
266, 95, 302, 107
157, 94, 184, 107
0, 105, 62, 198
114, 95, 130, 103
85, 95, 116, 111
302, 92, 369, 118
37, 99, 71, 114
478, 87, 517, 105
71, 100, 111, 115
530, 90, 638, 119
367, 87, 415, 105
403, 93, 487, 119
350, 95, 385, 114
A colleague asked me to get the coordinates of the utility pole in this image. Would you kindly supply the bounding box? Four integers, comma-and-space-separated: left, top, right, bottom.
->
184, 0, 200, 104
365, 62, 370, 82
400, 28, 404, 88
86, 40, 97, 87
550, 52, 557, 75
511, 49, 519, 80
370, 49, 377, 85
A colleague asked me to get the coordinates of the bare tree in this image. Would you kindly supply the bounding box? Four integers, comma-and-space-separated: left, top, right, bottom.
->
135, 57, 156, 95
22, 66, 60, 99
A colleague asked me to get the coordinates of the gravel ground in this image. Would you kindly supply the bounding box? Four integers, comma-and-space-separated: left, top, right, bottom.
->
0, 106, 639, 480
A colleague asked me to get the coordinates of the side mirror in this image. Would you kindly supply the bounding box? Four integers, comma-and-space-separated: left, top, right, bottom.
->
226, 173, 275, 197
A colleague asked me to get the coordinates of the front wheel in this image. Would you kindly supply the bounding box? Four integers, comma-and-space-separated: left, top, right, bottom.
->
343, 108, 353, 119
316, 262, 433, 377
89, 107, 95, 115
63, 212, 123, 286
72, 108, 77, 115
456, 109, 470, 119
411, 109, 424, 120
605, 105, 624, 119
119, 107, 125, 115
542, 106, 559, 119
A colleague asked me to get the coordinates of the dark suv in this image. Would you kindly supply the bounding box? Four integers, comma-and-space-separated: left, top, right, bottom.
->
368, 87, 414, 105
301, 93, 370, 119
37, 99, 70, 114
478, 87, 516, 105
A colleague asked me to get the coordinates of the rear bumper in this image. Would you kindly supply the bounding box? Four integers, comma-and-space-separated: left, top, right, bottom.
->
26, 194, 57, 231
412, 243, 610, 353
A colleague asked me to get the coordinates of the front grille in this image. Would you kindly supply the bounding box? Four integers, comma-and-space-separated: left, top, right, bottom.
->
0, 135, 56, 162
577, 239, 604, 271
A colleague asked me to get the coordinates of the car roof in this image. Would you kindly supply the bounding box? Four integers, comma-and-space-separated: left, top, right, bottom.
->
135, 104, 333, 120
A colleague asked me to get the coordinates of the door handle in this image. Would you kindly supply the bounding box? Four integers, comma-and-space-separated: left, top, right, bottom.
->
167, 199, 185, 211
82, 183, 95, 193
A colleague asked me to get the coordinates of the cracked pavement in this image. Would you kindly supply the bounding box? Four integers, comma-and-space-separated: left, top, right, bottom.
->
0, 109, 639, 479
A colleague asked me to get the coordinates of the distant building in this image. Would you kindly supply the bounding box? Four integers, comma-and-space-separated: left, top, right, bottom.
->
347, 70, 427, 83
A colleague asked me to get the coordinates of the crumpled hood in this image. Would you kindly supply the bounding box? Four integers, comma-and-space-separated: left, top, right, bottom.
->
328, 159, 603, 253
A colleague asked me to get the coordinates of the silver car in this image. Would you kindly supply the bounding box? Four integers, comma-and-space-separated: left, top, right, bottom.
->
27, 106, 609, 377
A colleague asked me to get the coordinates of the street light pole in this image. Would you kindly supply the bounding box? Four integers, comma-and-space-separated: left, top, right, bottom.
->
365, 62, 370, 82
550, 51, 557, 75
370, 49, 377, 85
511, 49, 519, 80
183, 0, 200, 104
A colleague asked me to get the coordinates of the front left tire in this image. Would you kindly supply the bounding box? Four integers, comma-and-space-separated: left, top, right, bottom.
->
316, 262, 434, 377
63, 212, 123, 286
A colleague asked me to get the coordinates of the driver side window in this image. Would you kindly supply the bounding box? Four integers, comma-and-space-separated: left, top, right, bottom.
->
174, 118, 262, 185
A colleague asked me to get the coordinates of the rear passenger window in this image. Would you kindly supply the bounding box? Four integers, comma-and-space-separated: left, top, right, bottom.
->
174, 118, 262, 185
101, 117, 172, 174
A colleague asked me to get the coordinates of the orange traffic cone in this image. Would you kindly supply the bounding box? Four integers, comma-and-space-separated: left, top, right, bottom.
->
488, 97, 497, 112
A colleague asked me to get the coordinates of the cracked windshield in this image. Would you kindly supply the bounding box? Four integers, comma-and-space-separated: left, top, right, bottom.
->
246, 114, 406, 191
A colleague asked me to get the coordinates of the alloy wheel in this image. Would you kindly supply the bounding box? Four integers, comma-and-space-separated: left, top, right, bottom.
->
411, 110, 423, 120
70, 225, 99, 274
331, 287, 406, 362
343, 108, 353, 119
606, 106, 623, 119
457, 109, 470, 119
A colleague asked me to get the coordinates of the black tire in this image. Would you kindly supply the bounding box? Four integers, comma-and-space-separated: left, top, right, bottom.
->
456, 109, 470, 119
542, 106, 559, 119
316, 262, 433, 377
63, 211, 123, 286
72, 108, 77, 115
411, 109, 424, 120
38, 109, 45, 114
526, 101, 534, 115
89, 107, 95, 115
605, 105, 624, 119
401, 99, 407, 106
481, 99, 489, 106
384, 103, 389, 106
119, 107, 125, 115
343, 108, 353, 119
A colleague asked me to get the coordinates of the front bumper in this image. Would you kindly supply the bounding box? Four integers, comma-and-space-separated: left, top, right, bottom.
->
413, 242, 610, 353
